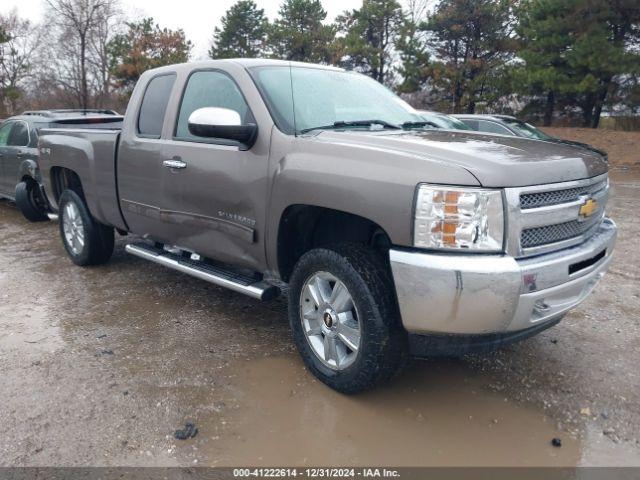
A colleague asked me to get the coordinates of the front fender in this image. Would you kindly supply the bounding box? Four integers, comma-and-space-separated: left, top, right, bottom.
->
264, 135, 480, 275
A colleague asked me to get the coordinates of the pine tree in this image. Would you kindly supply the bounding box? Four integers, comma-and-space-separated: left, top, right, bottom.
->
338, 0, 403, 84
395, 0, 430, 93
269, 0, 336, 63
209, 0, 268, 59
517, 0, 640, 127
422, 0, 516, 113
515, 0, 576, 125
568, 0, 640, 127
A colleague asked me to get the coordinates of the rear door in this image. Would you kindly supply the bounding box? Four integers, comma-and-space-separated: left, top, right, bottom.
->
117, 72, 178, 241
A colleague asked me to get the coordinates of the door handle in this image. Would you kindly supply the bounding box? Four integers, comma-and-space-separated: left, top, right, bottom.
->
163, 159, 187, 170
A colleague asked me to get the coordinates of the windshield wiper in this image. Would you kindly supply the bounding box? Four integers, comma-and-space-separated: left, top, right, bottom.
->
299, 119, 402, 134
401, 121, 438, 130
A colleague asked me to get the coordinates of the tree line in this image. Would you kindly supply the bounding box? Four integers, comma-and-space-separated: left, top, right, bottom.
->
1, 0, 639, 127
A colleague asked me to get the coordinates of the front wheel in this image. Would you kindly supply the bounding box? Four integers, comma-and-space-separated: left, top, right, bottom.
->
288, 244, 407, 394
15, 180, 48, 222
58, 189, 114, 266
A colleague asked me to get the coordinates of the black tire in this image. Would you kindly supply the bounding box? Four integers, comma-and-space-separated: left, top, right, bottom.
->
15, 180, 48, 222
288, 243, 407, 394
58, 189, 114, 266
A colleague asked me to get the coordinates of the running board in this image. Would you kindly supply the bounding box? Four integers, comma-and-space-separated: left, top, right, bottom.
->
125, 242, 280, 301
47, 213, 59, 221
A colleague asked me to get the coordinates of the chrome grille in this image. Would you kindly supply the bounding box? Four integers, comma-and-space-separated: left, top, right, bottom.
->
520, 179, 607, 209
521, 215, 603, 248
505, 173, 610, 257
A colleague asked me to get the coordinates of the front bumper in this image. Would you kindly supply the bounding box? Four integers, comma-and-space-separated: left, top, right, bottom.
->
389, 218, 617, 335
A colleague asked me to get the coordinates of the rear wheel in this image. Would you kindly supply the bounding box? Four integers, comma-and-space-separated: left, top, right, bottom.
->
288, 244, 407, 394
58, 189, 114, 266
15, 180, 48, 222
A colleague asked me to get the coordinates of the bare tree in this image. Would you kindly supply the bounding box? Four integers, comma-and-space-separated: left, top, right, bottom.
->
45, 0, 118, 109
0, 10, 43, 116
87, 0, 121, 108
407, 0, 430, 25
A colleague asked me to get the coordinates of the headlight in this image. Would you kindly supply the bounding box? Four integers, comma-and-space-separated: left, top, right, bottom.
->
413, 185, 504, 251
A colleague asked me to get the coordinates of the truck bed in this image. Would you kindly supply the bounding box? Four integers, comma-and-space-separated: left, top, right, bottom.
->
37, 127, 127, 231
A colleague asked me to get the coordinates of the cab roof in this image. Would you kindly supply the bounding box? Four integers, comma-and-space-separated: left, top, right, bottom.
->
145, 58, 345, 76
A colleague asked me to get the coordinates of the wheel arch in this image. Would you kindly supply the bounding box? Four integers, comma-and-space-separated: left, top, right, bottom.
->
50, 166, 86, 205
276, 204, 392, 282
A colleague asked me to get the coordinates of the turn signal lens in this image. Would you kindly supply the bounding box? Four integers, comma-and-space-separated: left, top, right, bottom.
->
414, 185, 504, 251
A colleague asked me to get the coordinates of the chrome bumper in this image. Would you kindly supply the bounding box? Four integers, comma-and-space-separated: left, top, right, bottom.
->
390, 218, 617, 335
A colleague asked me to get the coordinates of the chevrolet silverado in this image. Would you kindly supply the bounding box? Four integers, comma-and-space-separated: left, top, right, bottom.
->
36, 60, 616, 393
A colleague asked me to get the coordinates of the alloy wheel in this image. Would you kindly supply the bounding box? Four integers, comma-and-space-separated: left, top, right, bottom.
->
299, 271, 362, 370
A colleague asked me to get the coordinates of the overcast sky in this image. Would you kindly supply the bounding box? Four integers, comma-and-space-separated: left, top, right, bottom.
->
1, 0, 368, 59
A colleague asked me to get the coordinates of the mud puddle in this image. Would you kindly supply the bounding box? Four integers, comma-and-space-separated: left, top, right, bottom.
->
197, 356, 580, 467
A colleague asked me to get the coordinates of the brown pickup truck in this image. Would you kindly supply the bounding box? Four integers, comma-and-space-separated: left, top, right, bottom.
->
37, 59, 616, 393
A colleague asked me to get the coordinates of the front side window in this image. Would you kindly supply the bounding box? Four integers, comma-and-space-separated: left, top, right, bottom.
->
418, 113, 448, 129
0, 122, 13, 146
439, 115, 472, 130
175, 70, 252, 141
475, 120, 512, 136
251, 66, 423, 134
421, 113, 471, 130
137, 74, 176, 138
8, 121, 30, 146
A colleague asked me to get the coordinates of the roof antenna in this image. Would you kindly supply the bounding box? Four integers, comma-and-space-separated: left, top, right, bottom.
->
289, 62, 298, 136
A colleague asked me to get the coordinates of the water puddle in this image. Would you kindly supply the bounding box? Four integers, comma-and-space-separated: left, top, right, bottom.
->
198, 356, 580, 467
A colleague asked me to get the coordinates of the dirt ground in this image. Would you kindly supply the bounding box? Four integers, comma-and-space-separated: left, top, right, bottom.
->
1, 157, 639, 467
543, 127, 640, 168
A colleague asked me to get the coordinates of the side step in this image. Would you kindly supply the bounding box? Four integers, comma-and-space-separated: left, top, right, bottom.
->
47, 213, 59, 221
125, 242, 280, 301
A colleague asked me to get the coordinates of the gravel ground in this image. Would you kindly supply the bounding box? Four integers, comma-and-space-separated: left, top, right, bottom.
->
0, 167, 638, 467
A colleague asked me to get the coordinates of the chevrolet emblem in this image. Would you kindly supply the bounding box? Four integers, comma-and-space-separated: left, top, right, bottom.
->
579, 198, 598, 218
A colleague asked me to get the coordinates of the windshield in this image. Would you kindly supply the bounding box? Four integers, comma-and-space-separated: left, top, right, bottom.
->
420, 112, 471, 130
250, 66, 424, 134
501, 119, 551, 140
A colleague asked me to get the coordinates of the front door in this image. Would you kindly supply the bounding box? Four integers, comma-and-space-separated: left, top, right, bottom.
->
160, 69, 269, 271
5, 121, 32, 193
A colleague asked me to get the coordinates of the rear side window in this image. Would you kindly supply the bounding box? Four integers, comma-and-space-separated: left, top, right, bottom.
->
175, 70, 252, 141
7, 121, 30, 146
137, 74, 176, 138
460, 119, 478, 130
475, 120, 512, 136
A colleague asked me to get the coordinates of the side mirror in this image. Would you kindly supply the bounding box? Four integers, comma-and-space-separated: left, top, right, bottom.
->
188, 107, 258, 149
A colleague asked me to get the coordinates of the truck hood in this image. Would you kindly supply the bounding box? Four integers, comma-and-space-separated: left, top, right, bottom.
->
313, 129, 608, 187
